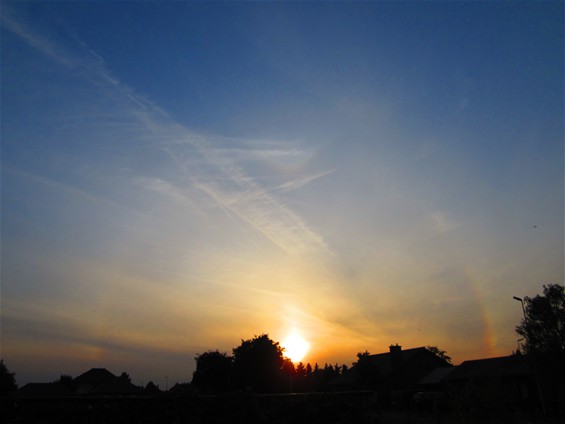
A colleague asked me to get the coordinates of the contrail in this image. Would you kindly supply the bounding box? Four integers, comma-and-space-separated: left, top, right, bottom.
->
2, 7, 333, 258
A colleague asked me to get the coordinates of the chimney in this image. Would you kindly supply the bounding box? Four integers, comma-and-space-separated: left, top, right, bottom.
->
389, 344, 402, 369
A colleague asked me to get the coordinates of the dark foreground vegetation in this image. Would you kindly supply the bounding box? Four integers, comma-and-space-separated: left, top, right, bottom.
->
1, 389, 563, 424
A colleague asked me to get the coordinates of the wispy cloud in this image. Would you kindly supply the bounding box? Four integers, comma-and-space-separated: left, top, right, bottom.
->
1, 8, 73, 68
274, 169, 335, 193
2, 8, 331, 258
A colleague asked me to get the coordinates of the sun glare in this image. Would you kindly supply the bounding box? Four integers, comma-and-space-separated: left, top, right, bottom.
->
282, 333, 310, 363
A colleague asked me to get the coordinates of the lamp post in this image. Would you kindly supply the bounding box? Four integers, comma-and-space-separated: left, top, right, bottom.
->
513, 296, 528, 351
513, 296, 526, 318
513, 295, 546, 416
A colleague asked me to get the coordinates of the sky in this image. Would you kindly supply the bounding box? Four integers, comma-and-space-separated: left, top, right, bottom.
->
1, 1, 563, 388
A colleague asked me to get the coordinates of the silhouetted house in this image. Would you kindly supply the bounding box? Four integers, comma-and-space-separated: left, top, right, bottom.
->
445, 355, 531, 385
90, 378, 144, 395
332, 344, 452, 406
145, 381, 162, 395
74, 368, 117, 394
416, 366, 455, 391
17, 382, 74, 396
444, 353, 565, 414
15, 368, 146, 398
169, 382, 196, 395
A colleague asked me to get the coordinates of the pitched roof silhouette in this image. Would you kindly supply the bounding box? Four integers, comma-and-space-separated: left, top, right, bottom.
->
17, 382, 73, 396
417, 366, 455, 386
145, 381, 162, 395
445, 355, 531, 381
331, 345, 452, 390
74, 368, 117, 385
365, 347, 430, 375
90, 378, 144, 395
17, 368, 146, 397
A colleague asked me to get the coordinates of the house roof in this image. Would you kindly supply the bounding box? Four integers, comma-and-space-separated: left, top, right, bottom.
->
331, 367, 360, 386
331, 346, 451, 389
17, 368, 145, 396
17, 382, 73, 396
89, 379, 144, 395
417, 366, 455, 386
445, 355, 531, 381
74, 368, 117, 385
145, 381, 162, 394
366, 347, 433, 375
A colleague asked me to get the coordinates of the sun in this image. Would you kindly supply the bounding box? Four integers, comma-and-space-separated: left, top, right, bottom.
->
282, 333, 310, 363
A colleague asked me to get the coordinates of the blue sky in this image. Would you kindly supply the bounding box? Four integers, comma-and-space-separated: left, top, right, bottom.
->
1, 1, 563, 387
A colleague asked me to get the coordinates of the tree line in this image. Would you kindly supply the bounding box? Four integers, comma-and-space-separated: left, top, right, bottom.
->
191, 334, 351, 394
515, 283, 565, 355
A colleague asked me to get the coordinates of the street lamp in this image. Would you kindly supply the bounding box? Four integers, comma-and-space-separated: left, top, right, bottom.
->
513, 296, 528, 345
513, 296, 526, 319
513, 296, 529, 349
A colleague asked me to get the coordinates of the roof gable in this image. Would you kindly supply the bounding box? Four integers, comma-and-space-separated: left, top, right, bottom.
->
331, 346, 450, 389
446, 355, 531, 381
417, 366, 455, 386
18, 382, 73, 396
74, 368, 117, 384
90, 379, 144, 395
367, 347, 435, 375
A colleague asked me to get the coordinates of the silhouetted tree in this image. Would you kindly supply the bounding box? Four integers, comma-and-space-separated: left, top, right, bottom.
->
232, 334, 286, 393
304, 363, 314, 391
145, 381, 161, 394
306, 363, 322, 391
55, 374, 76, 391
353, 350, 371, 366
426, 345, 452, 364
282, 357, 295, 374
292, 361, 348, 392
293, 362, 307, 392
119, 371, 132, 383
295, 362, 306, 377
281, 357, 295, 392
516, 284, 565, 354
0, 360, 17, 394
354, 351, 379, 388
192, 350, 233, 393
321, 363, 334, 388
321, 363, 342, 389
